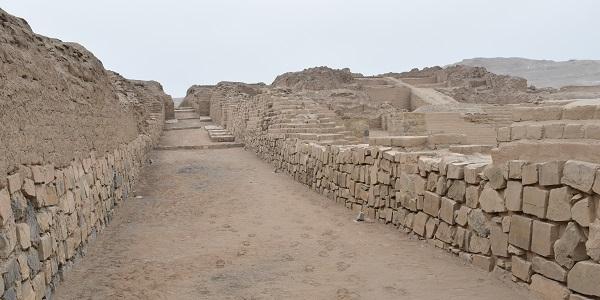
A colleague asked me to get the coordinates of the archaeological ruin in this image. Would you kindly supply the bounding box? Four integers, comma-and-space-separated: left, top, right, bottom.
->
2, 7, 600, 300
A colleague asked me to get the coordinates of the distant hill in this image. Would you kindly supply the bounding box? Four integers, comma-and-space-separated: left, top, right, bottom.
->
454, 57, 600, 88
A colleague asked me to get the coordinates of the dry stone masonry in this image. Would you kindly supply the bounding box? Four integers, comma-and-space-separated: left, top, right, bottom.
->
196, 72, 600, 299
1, 9, 171, 299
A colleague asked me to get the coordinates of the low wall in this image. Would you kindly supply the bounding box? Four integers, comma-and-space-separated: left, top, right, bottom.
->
217, 95, 600, 299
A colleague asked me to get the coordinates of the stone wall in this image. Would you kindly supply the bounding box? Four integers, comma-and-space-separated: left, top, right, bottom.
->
181, 85, 214, 115
0, 9, 168, 299
0, 121, 161, 300
212, 92, 600, 299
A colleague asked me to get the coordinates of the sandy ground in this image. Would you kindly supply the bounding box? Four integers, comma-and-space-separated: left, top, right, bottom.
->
160, 128, 222, 147
165, 118, 211, 130
54, 110, 533, 299
53, 144, 534, 299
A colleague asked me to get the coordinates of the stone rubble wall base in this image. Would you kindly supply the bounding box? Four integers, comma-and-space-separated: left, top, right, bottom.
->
212, 95, 600, 299
0, 115, 163, 300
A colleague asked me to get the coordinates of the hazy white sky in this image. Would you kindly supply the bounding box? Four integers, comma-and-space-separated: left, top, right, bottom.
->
1, 0, 599, 96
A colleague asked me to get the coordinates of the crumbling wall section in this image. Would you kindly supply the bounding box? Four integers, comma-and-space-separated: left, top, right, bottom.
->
181, 85, 214, 115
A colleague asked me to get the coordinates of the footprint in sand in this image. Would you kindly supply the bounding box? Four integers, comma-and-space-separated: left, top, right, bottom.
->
215, 259, 225, 268
336, 288, 361, 300
336, 262, 351, 272
318, 250, 329, 257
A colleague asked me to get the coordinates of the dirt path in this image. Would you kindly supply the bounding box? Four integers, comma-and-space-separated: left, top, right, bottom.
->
53, 124, 533, 299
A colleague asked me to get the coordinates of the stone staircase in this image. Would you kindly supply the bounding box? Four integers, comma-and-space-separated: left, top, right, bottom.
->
205, 125, 235, 142
264, 96, 360, 145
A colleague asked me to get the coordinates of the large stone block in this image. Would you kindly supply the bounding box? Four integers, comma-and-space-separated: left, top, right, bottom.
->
447, 162, 466, 179
564, 124, 585, 139
539, 161, 565, 186
412, 212, 429, 237
527, 124, 544, 139
423, 191, 441, 217
497, 127, 511, 142
508, 160, 527, 179
530, 274, 571, 300
547, 187, 576, 222
38, 234, 52, 260
567, 261, 600, 297
465, 163, 486, 184
468, 209, 491, 237
455, 205, 470, 226
509, 215, 533, 250
545, 123, 565, 139
511, 125, 527, 140
531, 220, 560, 257
505, 180, 523, 212
512, 255, 532, 282
562, 160, 599, 193
15, 223, 31, 250
425, 217, 438, 239
571, 197, 594, 227
490, 224, 508, 257
523, 186, 549, 218
7, 173, 21, 195
522, 163, 539, 185
465, 185, 480, 209
469, 234, 491, 255
434, 221, 455, 244
479, 185, 506, 213
587, 219, 600, 262
554, 222, 589, 269
453, 227, 470, 250
446, 180, 466, 203
532, 256, 568, 282
0, 188, 13, 225
472, 254, 494, 272
483, 165, 506, 189
439, 197, 458, 225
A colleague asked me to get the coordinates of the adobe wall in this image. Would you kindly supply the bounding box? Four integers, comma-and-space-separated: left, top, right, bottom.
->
212, 92, 600, 299
0, 9, 168, 299
181, 85, 214, 115
363, 86, 412, 110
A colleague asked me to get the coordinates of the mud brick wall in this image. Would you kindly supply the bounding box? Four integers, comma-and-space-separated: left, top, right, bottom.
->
214, 94, 600, 298
0, 117, 162, 300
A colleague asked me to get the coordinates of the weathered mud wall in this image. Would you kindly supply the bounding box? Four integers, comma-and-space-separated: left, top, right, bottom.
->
209, 91, 600, 299
181, 85, 214, 115
0, 9, 169, 299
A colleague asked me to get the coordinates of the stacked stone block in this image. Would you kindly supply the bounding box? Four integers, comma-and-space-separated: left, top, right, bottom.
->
206, 84, 600, 299
224, 125, 600, 298
0, 116, 162, 299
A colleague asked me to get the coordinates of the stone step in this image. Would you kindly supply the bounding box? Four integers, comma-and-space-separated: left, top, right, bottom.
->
492, 139, 600, 164
369, 136, 429, 147
156, 143, 244, 151
450, 144, 494, 155
210, 135, 235, 142
499, 121, 600, 142
175, 108, 195, 113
